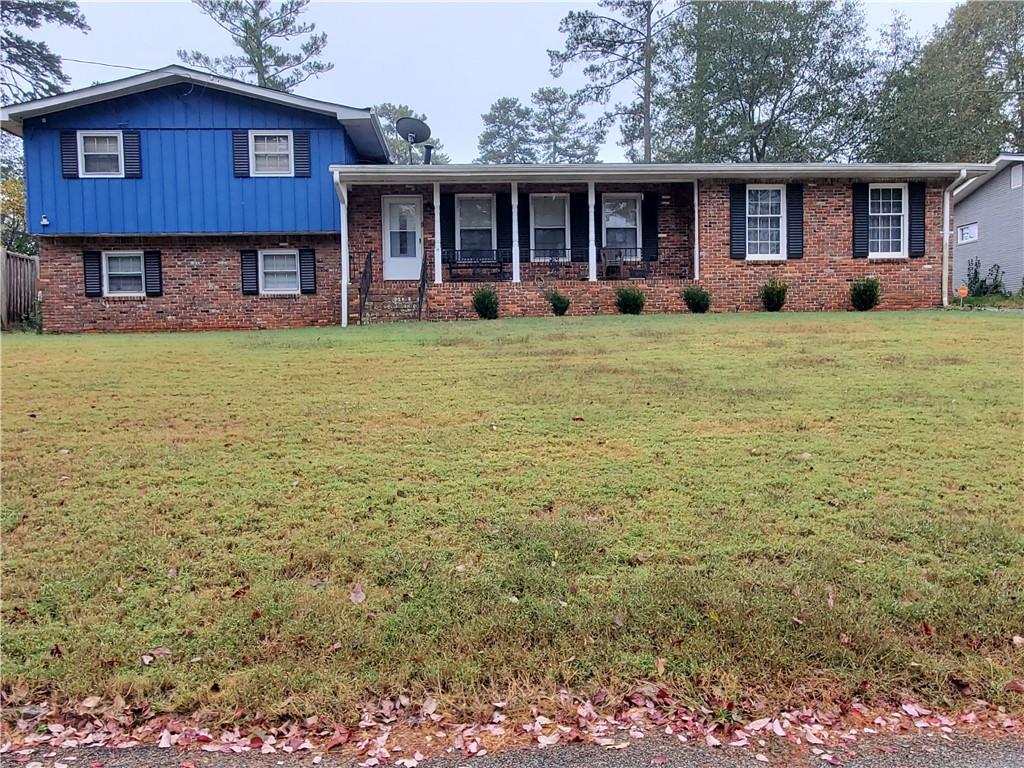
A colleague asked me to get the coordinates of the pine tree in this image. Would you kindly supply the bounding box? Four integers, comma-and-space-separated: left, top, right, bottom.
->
476, 97, 538, 164
178, 0, 332, 92
530, 87, 605, 163
1, 0, 88, 103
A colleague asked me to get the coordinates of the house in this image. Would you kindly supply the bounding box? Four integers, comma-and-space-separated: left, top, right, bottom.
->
952, 154, 1024, 294
1, 66, 991, 333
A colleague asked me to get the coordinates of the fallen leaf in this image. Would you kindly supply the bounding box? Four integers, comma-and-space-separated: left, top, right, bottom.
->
1013, 635, 1024, 647
655, 657, 666, 676
705, 733, 721, 747
756, 755, 770, 763
80, 695, 102, 709
1006, 680, 1024, 694
231, 584, 250, 599
421, 695, 437, 716
349, 583, 366, 605
651, 757, 669, 765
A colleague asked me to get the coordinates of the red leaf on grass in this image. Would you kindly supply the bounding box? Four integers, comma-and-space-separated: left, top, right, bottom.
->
349, 584, 366, 605
1006, 680, 1024, 694
231, 585, 250, 599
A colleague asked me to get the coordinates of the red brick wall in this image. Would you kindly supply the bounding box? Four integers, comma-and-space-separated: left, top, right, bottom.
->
696, 178, 947, 311
39, 235, 341, 333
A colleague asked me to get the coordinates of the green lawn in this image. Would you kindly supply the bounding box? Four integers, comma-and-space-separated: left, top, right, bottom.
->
959, 293, 1024, 309
2, 312, 1022, 721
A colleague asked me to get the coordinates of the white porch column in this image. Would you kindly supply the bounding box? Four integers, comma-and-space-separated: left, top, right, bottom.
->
692, 179, 700, 281
338, 180, 350, 328
511, 181, 521, 283
433, 181, 442, 284
587, 181, 597, 282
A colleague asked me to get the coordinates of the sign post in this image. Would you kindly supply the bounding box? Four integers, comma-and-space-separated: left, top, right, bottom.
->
957, 284, 968, 308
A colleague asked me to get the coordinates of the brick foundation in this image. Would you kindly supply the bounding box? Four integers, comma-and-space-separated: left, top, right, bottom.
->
39, 235, 341, 333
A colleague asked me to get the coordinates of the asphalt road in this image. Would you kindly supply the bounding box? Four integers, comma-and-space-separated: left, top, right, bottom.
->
10, 733, 1024, 768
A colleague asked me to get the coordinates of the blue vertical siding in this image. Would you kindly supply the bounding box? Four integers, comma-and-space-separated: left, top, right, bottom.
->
24, 83, 359, 234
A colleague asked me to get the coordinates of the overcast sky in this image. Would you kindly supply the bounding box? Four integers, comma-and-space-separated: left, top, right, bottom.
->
37, 0, 959, 162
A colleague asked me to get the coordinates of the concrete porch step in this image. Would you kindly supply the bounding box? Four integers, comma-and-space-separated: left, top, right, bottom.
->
362, 292, 421, 324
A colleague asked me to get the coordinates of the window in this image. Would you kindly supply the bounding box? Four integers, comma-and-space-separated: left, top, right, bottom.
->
530, 194, 569, 261
249, 130, 294, 176
455, 195, 495, 253
78, 131, 123, 177
259, 249, 299, 293
746, 185, 786, 259
1012, 164, 1022, 190
102, 251, 144, 295
868, 183, 907, 258
602, 194, 641, 259
957, 222, 979, 244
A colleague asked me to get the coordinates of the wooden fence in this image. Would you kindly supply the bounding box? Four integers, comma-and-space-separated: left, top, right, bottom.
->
1, 247, 40, 330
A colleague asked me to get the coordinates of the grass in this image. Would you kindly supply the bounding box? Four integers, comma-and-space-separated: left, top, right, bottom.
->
2, 312, 1022, 721
958, 293, 1024, 309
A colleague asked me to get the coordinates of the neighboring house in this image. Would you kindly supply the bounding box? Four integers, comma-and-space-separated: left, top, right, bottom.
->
1, 66, 991, 332
952, 154, 1024, 294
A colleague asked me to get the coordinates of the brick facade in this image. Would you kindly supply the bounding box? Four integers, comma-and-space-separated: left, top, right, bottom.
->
39, 177, 951, 332
39, 235, 341, 333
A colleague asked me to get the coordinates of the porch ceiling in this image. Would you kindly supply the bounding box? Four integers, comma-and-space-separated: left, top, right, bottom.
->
331, 162, 992, 185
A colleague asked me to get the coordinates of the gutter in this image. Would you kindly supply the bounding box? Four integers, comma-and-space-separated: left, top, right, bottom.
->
942, 169, 969, 307
332, 169, 349, 328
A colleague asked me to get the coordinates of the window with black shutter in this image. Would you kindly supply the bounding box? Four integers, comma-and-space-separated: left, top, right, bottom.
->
786, 184, 804, 259
240, 250, 259, 294
143, 251, 162, 296
82, 251, 102, 296
299, 248, 317, 293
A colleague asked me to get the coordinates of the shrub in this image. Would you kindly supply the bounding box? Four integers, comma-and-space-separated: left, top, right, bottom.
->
471, 287, 499, 319
682, 285, 711, 314
850, 277, 880, 311
966, 257, 1007, 296
615, 286, 645, 315
545, 290, 571, 316
759, 278, 788, 312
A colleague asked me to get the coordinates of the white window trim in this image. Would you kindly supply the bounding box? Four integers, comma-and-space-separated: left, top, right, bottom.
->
601, 193, 643, 259
101, 250, 145, 297
868, 182, 908, 259
454, 193, 497, 251
258, 248, 300, 295
77, 130, 124, 178
745, 184, 787, 261
957, 222, 979, 245
529, 193, 570, 262
248, 129, 295, 178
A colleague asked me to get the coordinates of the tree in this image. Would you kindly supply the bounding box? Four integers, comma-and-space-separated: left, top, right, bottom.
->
178, 0, 332, 92
476, 97, 538, 164
374, 103, 451, 164
530, 87, 605, 163
549, 0, 680, 163
1, 133, 35, 254
1, 0, 88, 104
864, 2, 1022, 161
649, 0, 873, 162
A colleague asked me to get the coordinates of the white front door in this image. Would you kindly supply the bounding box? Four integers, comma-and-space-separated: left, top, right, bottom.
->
382, 196, 423, 280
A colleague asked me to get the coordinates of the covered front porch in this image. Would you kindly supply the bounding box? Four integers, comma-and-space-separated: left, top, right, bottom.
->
331, 165, 700, 324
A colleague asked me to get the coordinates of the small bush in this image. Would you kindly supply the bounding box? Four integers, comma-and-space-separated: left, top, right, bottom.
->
471, 287, 499, 319
682, 285, 711, 314
545, 290, 571, 316
850, 277, 880, 311
615, 286, 645, 315
759, 278, 788, 312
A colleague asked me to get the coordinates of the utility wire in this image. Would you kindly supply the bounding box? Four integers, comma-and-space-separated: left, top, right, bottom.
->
60, 57, 150, 72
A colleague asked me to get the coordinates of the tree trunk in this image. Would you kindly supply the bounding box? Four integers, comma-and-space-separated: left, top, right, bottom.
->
642, 0, 654, 162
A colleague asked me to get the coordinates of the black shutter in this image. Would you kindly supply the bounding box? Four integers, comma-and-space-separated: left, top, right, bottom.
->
496, 191, 512, 262
593, 191, 603, 248
786, 183, 804, 259
83, 251, 102, 297
293, 130, 311, 177
641, 192, 659, 261
299, 247, 316, 293
232, 131, 250, 178
123, 131, 142, 178
729, 184, 746, 259
61, 131, 79, 179
517, 191, 530, 261
240, 250, 259, 294
439, 193, 455, 255
908, 182, 926, 257
569, 192, 589, 262
852, 183, 869, 258
143, 251, 162, 296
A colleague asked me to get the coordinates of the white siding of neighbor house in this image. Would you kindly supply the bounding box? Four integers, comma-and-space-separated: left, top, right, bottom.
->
953, 162, 1024, 293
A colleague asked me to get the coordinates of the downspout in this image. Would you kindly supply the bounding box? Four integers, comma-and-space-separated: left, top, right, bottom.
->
942, 169, 968, 307
332, 169, 350, 327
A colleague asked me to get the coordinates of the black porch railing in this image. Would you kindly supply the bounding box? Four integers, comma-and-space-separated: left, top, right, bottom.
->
440, 246, 682, 281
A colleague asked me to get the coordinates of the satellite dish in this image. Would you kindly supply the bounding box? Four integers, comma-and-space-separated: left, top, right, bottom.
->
394, 116, 431, 163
